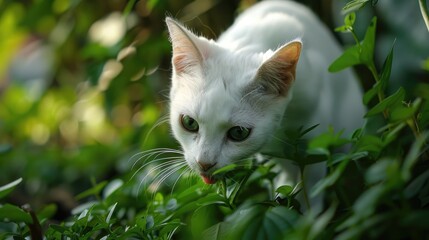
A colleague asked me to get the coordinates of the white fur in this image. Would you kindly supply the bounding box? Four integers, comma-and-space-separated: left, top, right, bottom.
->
167, 0, 365, 211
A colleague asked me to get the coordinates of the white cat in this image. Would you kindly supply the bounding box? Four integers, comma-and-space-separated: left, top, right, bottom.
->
166, 0, 365, 211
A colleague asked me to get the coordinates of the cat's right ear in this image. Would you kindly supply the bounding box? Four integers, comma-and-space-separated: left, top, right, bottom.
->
255, 41, 302, 97
166, 17, 209, 75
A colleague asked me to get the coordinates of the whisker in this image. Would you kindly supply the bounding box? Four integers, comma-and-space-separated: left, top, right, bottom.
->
139, 159, 184, 184
129, 148, 184, 168
130, 157, 184, 182
170, 167, 192, 195
143, 115, 170, 145
149, 162, 188, 194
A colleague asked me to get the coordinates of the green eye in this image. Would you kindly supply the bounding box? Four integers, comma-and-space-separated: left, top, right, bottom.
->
227, 126, 251, 142
180, 115, 199, 132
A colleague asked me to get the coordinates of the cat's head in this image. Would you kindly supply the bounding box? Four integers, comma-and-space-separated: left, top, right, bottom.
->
166, 17, 301, 184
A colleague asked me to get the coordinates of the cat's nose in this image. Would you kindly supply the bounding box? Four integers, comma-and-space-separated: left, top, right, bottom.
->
197, 160, 216, 172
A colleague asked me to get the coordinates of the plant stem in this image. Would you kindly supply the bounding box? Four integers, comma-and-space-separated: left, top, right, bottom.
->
419, 0, 429, 32
368, 63, 389, 119
300, 166, 311, 210
350, 28, 361, 45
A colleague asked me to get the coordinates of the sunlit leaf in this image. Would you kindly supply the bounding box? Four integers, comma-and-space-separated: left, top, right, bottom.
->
344, 12, 356, 27
103, 179, 123, 199
106, 202, 117, 224
341, 0, 371, 14
0, 178, 22, 199
276, 185, 293, 196
335, 25, 350, 33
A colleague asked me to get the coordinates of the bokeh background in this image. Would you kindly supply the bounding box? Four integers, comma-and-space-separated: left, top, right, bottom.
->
1, 0, 428, 220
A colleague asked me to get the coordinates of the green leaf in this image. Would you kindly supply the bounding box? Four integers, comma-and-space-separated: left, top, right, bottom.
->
360, 17, 377, 66
379, 41, 395, 92
303, 148, 330, 165
337, 184, 386, 231
344, 12, 356, 27
335, 25, 351, 33
329, 44, 361, 72
308, 203, 337, 239
390, 105, 417, 122
207, 206, 299, 239
308, 128, 348, 150
365, 87, 405, 117
213, 164, 238, 175
0, 204, 33, 224
76, 181, 107, 200
356, 135, 384, 153
312, 158, 350, 197
299, 124, 320, 138
365, 159, 400, 184
276, 185, 293, 196
363, 81, 381, 105
382, 122, 407, 146
106, 202, 117, 224
0, 178, 22, 199
342, 0, 371, 14
227, 171, 252, 206
191, 206, 219, 238
37, 204, 57, 222
103, 179, 123, 199
404, 169, 429, 199
402, 132, 429, 181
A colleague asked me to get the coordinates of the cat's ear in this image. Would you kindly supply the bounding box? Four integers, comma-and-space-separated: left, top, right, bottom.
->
166, 17, 209, 75
256, 41, 302, 96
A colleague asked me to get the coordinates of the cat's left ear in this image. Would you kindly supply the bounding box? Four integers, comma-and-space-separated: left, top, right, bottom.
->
166, 17, 210, 75
256, 41, 302, 97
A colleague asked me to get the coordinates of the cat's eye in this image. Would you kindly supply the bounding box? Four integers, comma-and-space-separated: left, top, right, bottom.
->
227, 126, 251, 142
180, 115, 199, 132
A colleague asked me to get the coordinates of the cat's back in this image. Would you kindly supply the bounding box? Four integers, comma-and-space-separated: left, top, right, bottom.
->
218, 0, 337, 54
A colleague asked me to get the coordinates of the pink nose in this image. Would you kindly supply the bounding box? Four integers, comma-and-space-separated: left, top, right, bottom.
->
197, 160, 216, 171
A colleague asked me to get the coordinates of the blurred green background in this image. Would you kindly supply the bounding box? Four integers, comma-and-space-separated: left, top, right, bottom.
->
0, 0, 428, 221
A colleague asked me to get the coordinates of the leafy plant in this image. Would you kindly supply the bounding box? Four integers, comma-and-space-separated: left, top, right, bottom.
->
1, 0, 429, 239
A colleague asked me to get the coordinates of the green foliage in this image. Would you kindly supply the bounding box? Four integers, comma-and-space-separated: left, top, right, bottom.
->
1, 0, 429, 239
